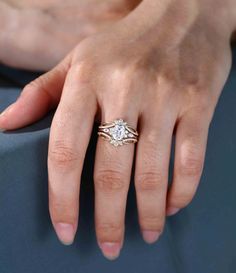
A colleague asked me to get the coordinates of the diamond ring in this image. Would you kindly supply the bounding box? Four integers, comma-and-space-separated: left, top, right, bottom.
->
98, 119, 138, 147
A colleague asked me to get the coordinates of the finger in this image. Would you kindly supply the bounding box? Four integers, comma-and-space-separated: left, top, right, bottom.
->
134, 110, 175, 244
0, 54, 72, 130
166, 108, 212, 216
94, 114, 138, 260
48, 64, 97, 245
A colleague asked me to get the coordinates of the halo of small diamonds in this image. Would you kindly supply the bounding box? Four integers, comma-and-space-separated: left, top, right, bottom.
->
98, 119, 138, 146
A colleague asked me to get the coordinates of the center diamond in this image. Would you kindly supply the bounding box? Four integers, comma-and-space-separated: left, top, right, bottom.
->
110, 124, 126, 141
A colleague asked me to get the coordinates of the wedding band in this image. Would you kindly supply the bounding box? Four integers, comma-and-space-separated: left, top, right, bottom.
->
98, 119, 138, 147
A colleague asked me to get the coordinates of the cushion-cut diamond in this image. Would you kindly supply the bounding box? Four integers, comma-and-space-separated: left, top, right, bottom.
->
110, 124, 126, 141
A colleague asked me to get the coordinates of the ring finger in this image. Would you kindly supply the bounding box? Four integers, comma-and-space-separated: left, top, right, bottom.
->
94, 108, 138, 260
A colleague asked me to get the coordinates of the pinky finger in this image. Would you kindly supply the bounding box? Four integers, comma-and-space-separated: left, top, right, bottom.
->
166, 108, 213, 216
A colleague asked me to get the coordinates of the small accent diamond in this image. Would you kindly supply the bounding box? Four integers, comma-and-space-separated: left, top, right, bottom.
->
98, 118, 138, 146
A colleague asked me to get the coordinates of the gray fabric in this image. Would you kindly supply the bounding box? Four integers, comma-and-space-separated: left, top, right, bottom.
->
0, 49, 236, 273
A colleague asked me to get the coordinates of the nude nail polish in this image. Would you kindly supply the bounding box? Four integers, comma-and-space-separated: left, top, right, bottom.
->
166, 207, 180, 216
98, 242, 121, 260
142, 230, 160, 244
54, 222, 75, 245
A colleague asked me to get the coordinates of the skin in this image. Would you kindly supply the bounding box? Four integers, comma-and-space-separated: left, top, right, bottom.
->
0, 0, 236, 261
0, 0, 141, 70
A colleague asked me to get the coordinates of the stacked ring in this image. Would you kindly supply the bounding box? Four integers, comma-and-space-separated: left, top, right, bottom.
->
98, 119, 138, 147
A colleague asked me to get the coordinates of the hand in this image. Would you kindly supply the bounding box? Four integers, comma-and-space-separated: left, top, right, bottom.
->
0, 0, 235, 260
0, 0, 140, 70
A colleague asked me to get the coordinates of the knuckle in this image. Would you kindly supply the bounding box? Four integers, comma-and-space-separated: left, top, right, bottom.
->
22, 82, 35, 92
155, 70, 176, 89
70, 61, 94, 84
146, 132, 161, 146
48, 140, 79, 168
135, 171, 163, 191
140, 215, 164, 232
49, 201, 77, 224
110, 66, 132, 86
95, 169, 126, 193
28, 74, 49, 90
21, 74, 54, 102
178, 144, 203, 177
104, 67, 134, 104
20, 81, 41, 97
184, 76, 203, 92
179, 156, 203, 177
169, 191, 194, 208
96, 222, 123, 239
19, 84, 32, 99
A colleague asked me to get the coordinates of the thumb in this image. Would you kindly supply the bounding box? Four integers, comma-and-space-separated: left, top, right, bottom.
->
0, 54, 71, 130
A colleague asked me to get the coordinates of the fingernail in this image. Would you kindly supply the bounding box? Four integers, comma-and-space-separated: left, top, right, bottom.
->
54, 222, 75, 245
166, 207, 180, 216
142, 230, 160, 244
98, 242, 121, 260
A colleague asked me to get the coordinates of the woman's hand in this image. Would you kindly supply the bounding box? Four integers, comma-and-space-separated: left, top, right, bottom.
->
0, 0, 235, 260
0, 0, 140, 70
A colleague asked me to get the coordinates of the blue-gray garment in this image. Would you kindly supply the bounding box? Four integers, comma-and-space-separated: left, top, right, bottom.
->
0, 49, 236, 273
